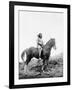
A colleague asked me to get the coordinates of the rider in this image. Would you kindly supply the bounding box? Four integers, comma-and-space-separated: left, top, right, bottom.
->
37, 33, 44, 60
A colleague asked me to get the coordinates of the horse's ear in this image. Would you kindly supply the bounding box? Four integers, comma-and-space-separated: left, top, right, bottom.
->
52, 38, 55, 41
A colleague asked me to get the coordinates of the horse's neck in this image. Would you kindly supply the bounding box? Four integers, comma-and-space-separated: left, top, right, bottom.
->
43, 43, 52, 51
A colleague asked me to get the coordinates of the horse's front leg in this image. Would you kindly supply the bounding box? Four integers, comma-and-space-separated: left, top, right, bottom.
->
42, 59, 49, 72
46, 58, 50, 71
42, 60, 45, 72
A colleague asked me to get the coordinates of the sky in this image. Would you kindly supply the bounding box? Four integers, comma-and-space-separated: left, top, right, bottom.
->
19, 10, 64, 61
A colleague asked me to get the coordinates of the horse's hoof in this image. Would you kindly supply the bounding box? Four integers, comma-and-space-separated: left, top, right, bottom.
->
42, 70, 45, 73
42, 71, 50, 74
23, 72, 28, 76
23, 70, 28, 75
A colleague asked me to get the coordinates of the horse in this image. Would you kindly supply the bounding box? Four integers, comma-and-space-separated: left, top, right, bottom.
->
21, 38, 56, 74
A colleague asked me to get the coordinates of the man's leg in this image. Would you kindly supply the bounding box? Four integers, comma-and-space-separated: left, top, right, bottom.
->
39, 48, 41, 60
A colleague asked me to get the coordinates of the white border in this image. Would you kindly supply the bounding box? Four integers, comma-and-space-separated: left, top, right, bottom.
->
14, 5, 67, 85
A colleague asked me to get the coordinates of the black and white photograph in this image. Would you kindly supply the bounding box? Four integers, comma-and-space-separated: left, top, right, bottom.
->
19, 8, 64, 79
9, 1, 70, 88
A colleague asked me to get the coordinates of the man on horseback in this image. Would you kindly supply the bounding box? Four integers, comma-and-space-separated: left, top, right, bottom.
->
37, 33, 44, 60
21, 37, 56, 74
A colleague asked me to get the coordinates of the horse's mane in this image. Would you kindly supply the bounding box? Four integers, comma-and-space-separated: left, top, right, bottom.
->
43, 38, 55, 49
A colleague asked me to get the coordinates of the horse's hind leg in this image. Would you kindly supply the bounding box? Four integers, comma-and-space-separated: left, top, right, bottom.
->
22, 61, 28, 75
23, 63, 28, 75
21, 51, 27, 73
24, 58, 31, 75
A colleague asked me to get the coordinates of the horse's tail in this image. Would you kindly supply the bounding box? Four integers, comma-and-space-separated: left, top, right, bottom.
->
21, 50, 27, 62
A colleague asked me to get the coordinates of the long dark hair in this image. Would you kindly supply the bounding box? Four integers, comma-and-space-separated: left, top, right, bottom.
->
37, 33, 42, 38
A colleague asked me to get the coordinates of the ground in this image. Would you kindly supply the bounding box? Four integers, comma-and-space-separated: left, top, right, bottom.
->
19, 53, 63, 79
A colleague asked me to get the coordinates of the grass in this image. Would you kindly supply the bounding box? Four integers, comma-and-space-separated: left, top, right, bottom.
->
19, 53, 63, 79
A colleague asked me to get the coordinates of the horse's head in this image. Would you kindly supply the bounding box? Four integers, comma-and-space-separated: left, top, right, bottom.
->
50, 38, 56, 50
44, 38, 56, 50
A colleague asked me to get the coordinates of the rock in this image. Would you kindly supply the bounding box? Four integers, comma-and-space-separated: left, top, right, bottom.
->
28, 57, 43, 70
